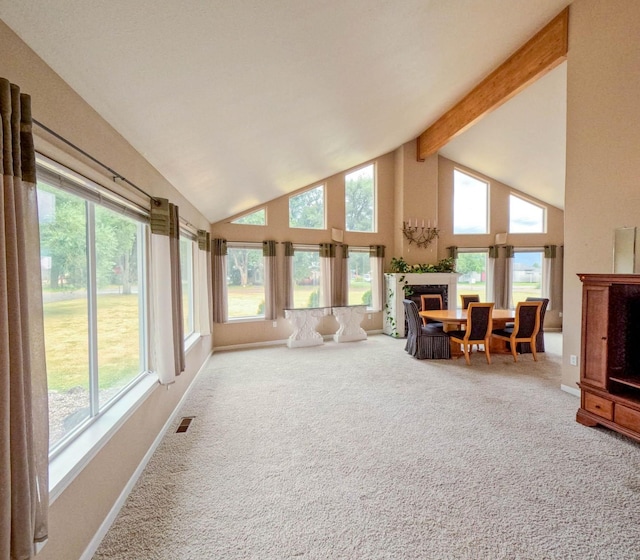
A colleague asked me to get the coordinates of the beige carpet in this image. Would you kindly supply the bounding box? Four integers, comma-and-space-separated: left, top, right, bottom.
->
93, 334, 640, 559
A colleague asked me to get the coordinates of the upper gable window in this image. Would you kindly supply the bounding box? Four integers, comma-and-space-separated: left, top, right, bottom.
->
345, 164, 376, 232
509, 194, 545, 233
232, 208, 266, 225
453, 170, 488, 234
289, 185, 325, 229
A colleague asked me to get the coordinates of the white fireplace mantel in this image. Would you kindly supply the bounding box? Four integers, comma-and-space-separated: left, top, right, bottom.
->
383, 273, 460, 338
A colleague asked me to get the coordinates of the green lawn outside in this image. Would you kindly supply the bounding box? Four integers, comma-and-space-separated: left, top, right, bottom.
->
227, 280, 371, 318
44, 293, 141, 392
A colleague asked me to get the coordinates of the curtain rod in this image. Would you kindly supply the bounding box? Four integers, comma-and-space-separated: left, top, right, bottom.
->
33, 118, 152, 201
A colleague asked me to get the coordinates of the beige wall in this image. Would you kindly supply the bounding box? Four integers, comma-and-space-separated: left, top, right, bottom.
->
0, 20, 213, 560
563, 0, 640, 389
394, 141, 440, 261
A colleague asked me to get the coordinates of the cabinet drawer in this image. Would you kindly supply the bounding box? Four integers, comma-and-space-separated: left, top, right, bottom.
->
614, 404, 640, 432
584, 392, 613, 420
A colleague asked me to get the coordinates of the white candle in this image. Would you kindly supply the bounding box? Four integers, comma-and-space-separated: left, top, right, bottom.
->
421, 219, 425, 228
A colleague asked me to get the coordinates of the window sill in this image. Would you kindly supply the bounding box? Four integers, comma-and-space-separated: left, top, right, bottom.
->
49, 372, 159, 503
226, 317, 267, 324
184, 331, 201, 353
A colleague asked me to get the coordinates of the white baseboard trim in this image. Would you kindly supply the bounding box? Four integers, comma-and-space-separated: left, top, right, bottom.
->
214, 339, 289, 352
80, 349, 213, 560
561, 384, 580, 397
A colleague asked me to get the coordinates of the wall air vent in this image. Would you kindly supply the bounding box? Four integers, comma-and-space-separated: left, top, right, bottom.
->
176, 416, 195, 433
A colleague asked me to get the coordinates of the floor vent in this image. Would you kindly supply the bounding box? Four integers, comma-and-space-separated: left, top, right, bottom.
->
176, 416, 194, 433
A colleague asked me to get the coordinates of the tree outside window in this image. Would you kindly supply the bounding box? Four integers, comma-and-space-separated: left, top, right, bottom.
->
226, 245, 265, 319
292, 249, 321, 308
456, 251, 487, 305
289, 185, 325, 229
348, 249, 372, 306
37, 179, 147, 451
345, 165, 375, 232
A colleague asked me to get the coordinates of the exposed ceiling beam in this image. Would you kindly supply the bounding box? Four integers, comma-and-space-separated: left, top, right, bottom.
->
417, 6, 569, 161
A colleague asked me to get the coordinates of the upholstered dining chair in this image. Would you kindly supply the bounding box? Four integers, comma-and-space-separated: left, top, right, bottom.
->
460, 293, 480, 310
420, 294, 444, 327
518, 297, 549, 353
446, 302, 494, 365
403, 299, 450, 360
491, 300, 543, 362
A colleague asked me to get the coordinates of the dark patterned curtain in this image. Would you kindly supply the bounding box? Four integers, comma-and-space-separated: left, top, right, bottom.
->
263, 240, 277, 319
150, 198, 185, 383
211, 238, 228, 322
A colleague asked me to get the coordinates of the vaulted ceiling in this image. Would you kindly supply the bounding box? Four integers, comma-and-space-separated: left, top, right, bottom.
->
0, 0, 570, 222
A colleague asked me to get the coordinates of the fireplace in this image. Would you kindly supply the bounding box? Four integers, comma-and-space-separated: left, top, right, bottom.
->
383, 273, 459, 338
405, 284, 449, 309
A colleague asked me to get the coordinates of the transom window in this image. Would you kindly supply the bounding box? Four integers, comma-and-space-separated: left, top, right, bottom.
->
37, 164, 149, 454
226, 244, 265, 319
345, 164, 376, 232
509, 194, 545, 233
232, 208, 266, 225
289, 185, 325, 229
453, 169, 488, 234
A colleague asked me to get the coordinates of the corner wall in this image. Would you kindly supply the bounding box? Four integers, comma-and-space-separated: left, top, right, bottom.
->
563, 0, 640, 389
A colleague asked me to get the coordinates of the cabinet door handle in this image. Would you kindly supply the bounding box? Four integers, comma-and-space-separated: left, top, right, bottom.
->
602, 337, 607, 340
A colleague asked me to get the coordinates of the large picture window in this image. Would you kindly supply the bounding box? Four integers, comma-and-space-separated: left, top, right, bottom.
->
38, 168, 149, 453
226, 244, 265, 319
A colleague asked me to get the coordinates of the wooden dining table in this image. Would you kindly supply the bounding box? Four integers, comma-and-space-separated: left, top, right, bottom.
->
419, 308, 516, 356
419, 308, 515, 330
